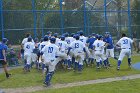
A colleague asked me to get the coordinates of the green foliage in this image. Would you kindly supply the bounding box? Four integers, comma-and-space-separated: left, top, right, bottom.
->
131, 0, 140, 38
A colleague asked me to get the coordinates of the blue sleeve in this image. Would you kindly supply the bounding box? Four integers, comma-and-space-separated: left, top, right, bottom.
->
3, 45, 8, 50
86, 39, 90, 43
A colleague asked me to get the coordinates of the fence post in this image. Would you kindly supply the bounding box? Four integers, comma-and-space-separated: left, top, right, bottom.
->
104, 0, 108, 33
84, 0, 87, 36
31, 0, 37, 38
127, 0, 132, 38
40, 13, 44, 37
59, 0, 64, 34
0, 0, 4, 39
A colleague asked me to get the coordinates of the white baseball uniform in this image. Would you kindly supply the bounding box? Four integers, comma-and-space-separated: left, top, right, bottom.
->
70, 40, 86, 65
24, 42, 35, 65
93, 40, 106, 62
41, 43, 59, 72
116, 37, 133, 61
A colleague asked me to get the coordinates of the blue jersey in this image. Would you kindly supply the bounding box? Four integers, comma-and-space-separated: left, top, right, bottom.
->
0, 42, 8, 60
86, 37, 96, 49
104, 37, 114, 49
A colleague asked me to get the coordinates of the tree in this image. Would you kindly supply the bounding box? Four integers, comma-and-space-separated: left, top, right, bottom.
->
131, 0, 140, 38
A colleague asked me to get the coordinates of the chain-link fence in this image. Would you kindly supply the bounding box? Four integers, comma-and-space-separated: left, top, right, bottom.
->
0, 0, 140, 45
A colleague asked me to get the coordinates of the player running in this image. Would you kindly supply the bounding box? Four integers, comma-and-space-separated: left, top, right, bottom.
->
41, 38, 59, 87
116, 33, 135, 70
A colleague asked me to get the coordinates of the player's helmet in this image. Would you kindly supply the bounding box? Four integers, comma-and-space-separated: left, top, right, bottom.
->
79, 30, 84, 36
34, 38, 39, 43
98, 35, 103, 40
44, 35, 49, 41
47, 31, 52, 35
75, 34, 80, 40
60, 35, 65, 41
95, 34, 99, 39
92, 33, 96, 36
71, 33, 75, 37
50, 38, 56, 43
53, 33, 58, 38
65, 32, 69, 37
105, 32, 110, 34
2, 38, 8, 43
27, 37, 32, 42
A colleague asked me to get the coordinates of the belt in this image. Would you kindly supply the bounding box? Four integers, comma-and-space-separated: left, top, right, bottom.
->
95, 50, 101, 51
122, 48, 131, 49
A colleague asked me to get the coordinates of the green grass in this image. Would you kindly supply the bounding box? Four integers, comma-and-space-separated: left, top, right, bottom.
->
0, 56, 140, 88
32, 78, 140, 93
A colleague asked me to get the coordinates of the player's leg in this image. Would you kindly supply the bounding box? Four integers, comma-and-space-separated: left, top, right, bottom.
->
25, 55, 32, 72
44, 61, 56, 86
101, 54, 108, 68
106, 49, 110, 66
78, 57, 84, 73
1, 60, 11, 78
127, 50, 132, 68
117, 50, 126, 70
95, 54, 100, 69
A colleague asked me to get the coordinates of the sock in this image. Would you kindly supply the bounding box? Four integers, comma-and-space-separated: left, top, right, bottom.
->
42, 64, 46, 70
74, 62, 78, 70
91, 58, 94, 64
72, 57, 75, 64
117, 60, 121, 68
67, 60, 71, 68
100, 60, 102, 65
97, 62, 100, 68
45, 72, 54, 84
27, 64, 30, 70
106, 58, 109, 65
128, 58, 131, 66
78, 64, 82, 71
103, 60, 107, 67
88, 58, 91, 64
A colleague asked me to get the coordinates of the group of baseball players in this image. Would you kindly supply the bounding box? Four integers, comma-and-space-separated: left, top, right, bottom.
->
20, 31, 135, 87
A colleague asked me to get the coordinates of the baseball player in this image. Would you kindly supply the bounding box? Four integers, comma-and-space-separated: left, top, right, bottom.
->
0, 38, 11, 78
23, 37, 35, 72
64, 33, 75, 69
21, 33, 34, 47
67, 34, 88, 73
41, 38, 59, 86
55, 36, 69, 68
104, 32, 117, 66
86, 33, 96, 66
116, 33, 134, 70
39, 35, 50, 71
93, 35, 108, 69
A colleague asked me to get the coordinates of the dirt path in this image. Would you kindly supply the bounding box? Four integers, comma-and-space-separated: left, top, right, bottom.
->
2, 74, 140, 93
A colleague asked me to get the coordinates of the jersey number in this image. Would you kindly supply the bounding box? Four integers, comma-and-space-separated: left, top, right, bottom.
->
58, 43, 62, 47
26, 45, 30, 49
41, 45, 45, 50
97, 43, 100, 47
75, 43, 79, 48
80, 39, 83, 42
66, 40, 70, 44
123, 39, 128, 44
48, 47, 53, 53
